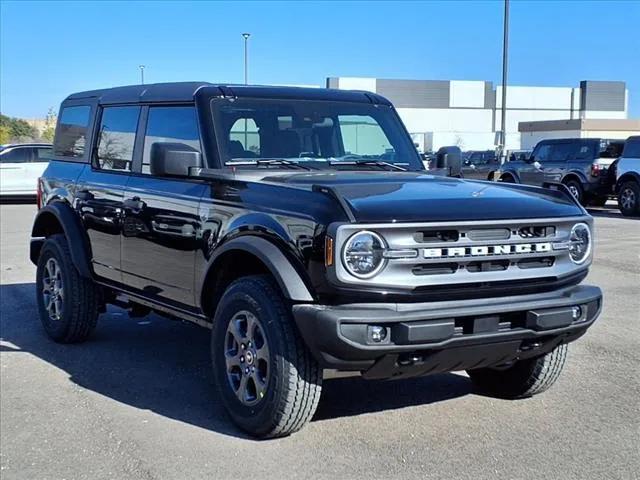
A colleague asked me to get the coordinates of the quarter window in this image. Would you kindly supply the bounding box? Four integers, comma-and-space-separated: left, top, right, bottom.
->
54, 105, 91, 158
96, 106, 140, 172
34, 147, 53, 161
142, 106, 200, 174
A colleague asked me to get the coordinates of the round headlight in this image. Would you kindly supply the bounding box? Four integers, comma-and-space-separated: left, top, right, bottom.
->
568, 223, 591, 264
342, 231, 386, 278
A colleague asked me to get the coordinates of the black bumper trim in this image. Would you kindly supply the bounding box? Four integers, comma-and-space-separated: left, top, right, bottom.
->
292, 284, 602, 372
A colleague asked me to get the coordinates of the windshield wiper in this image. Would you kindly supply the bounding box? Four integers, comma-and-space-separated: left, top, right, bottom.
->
329, 159, 407, 171
225, 158, 316, 171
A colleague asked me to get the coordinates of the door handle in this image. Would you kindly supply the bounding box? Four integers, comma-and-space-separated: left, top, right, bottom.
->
124, 197, 146, 211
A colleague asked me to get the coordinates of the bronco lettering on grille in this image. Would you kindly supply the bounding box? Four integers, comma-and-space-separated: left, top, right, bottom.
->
423, 242, 552, 258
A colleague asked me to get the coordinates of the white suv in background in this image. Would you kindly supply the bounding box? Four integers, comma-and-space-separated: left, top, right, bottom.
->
0, 143, 52, 198
615, 136, 640, 217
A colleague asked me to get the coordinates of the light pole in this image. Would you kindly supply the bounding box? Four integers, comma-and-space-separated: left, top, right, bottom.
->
242, 33, 251, 149
499, 0, 509, 161
242, 33, 251, 85
139, 65, 145, 85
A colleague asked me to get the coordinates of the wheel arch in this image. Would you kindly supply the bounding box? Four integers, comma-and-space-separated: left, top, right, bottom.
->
561, 171, 587, 186
616, 171, 640, 193
30, 203, 93, 278
198, 236, 315, 316
498, 170, 519, 182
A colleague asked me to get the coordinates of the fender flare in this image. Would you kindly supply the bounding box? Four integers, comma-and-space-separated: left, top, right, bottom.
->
498, 169, 520, 182
201, 236, 314, 303
30, 203, 93, 278
560, 170, 588, 186
616, 171, 640, 193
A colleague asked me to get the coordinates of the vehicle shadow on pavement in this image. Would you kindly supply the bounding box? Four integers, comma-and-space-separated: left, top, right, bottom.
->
586, 206, 639, 220
0, 283, 472, 438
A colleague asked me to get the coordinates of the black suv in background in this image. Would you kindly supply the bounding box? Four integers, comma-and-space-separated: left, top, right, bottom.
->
30, 83, 602, 438
461, 150, 498, 180
497, 138, 624, 206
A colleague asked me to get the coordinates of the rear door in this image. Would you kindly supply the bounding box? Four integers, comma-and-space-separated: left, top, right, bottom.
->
0, 147, 33, 194
75, 105, 140, 284
121, 105, 206, 307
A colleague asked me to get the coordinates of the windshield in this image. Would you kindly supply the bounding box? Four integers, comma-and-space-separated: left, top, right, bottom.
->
211, 97, 423, 171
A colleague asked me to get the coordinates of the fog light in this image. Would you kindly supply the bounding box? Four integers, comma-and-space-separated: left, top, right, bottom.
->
571, 305, 583, 321
369, 325, 387, 343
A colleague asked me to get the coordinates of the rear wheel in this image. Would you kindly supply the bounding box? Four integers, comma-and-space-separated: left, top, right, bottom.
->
211, 275, 322, 438
467, 344, 568, 399
35, 234, 100, 343
618, 181, 640, 216
563, 179, 585, 205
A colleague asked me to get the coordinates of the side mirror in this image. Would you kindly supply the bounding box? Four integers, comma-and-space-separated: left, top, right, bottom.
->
150, 142, 202, 177
436, 146, 462, 177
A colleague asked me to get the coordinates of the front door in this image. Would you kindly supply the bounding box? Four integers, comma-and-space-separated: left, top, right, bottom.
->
120, 105, 205, 307
520, 143, 552, 185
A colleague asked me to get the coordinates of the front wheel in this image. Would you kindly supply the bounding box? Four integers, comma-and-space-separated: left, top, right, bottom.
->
211, 275, 322, 438
618, 181, 640, 216
467, 344, 568, 399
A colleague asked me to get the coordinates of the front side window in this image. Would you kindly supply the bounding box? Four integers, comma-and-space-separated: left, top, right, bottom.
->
212, 98, 423, 171
96, 106, 140, 172
532, 144, 552, 163
54, 105, 91, 158
142, 106, 200, 174
0, 147, 32, 163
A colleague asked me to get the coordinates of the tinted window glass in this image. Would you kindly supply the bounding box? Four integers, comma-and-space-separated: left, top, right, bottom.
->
0, 147, 32, 163
600, 141, 624, 158
623, 138, 640, 158
549, 143, 574, 162
142, 107, 200, 174
34, 147, 53, 161
96, 106, 140, 172
532, 144, 552, 162
575, 143, 595, 160
54, 106, 91, 158
338, 115, 393, 157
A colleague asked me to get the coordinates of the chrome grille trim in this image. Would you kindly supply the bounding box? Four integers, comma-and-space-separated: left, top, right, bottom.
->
329, 216, 593, 289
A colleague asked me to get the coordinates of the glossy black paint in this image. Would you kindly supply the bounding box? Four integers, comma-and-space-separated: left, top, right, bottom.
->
34, 82, 589, 319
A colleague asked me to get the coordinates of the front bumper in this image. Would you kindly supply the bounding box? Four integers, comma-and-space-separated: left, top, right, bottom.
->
293, 284, 602, 379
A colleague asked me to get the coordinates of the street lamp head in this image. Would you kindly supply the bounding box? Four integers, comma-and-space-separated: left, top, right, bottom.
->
139, 65, 145, 70
242, 33, 251, 40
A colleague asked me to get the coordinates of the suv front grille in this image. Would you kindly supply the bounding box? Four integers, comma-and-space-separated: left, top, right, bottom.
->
332, 217, 591, 291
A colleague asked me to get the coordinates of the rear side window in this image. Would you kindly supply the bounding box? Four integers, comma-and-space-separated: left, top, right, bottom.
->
575, 143, 596, 160
142, 106, 200, 174
54, 106, 91, 158
623, 138, 640, 158
95, 106, 140, 172
0, 147, 32, 163
549, 143, 574, 162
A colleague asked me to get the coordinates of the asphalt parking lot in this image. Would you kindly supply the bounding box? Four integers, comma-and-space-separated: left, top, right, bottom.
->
1, 202, 638, 480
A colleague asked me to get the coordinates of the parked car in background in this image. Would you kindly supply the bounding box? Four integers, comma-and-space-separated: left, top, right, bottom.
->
496, 138, 624, 206
0, 143, 53, 198
614, 135, 640, 216
461, 150, 498, 180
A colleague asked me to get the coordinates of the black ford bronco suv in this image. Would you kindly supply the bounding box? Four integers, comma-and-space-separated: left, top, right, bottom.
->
31, 83, 602, 438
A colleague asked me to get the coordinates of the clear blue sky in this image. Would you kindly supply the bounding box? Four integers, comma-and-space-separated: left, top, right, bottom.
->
1, 0, 639, 118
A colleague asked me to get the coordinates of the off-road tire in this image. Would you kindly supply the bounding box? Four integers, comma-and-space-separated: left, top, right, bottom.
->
618, 180, 640, 217
211, 275, 322, 438
35, 234, 99, 343
563, 179, 585, 205
467, 344, 568, 399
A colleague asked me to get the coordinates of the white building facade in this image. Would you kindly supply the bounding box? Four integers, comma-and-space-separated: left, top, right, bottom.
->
326, 77, 629, 152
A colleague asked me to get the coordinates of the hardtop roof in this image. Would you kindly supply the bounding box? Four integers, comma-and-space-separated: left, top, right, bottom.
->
63, 82, 391, 106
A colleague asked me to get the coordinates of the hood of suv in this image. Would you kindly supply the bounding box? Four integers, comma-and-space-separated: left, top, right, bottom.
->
262, 171, 584, 222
